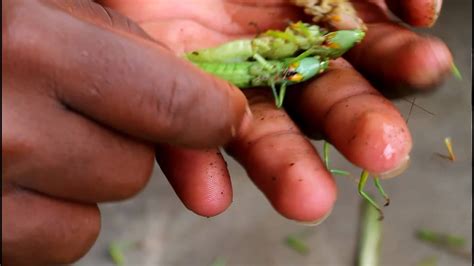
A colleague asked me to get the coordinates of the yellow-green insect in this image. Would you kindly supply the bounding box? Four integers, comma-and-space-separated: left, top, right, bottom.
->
186, 21, 365, 63
192, 55, 328, 108
185, 22, 364, 107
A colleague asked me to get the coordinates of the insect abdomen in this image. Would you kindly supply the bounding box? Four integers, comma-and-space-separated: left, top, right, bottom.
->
185, 40, 253, 63
192, 62, 257, 88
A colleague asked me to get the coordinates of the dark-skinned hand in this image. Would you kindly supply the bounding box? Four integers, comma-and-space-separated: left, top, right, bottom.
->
2, 0, 453, 265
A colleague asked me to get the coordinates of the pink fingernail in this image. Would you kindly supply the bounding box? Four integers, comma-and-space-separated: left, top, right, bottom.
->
294, 207, 333, 227
376, 155, 411, 179
431, 0, 443, 26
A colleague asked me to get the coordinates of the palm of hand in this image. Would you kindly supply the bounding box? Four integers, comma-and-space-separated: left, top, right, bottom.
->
100, 0, 449, 221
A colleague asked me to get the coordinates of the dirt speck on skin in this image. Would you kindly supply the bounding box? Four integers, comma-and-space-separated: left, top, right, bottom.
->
348, 134, 357, 144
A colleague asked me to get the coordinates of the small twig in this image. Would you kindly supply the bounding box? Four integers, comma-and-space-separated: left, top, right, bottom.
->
444, 137, 456, 161
356, 195, 383, 266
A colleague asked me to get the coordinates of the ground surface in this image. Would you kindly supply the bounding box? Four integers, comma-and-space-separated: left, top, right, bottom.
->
76, 2, 472, 265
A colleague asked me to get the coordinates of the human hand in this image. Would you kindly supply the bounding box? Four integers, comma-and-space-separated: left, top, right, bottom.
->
99, 0, 452, 222
2, 0, 251, 264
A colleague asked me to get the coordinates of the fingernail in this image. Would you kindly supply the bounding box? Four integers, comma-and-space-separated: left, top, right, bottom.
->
294, 207, 333, 227
233, 106, 253, 138
424, 39, 452, 78
377, 155, 410, 179
431, 0, 443, 26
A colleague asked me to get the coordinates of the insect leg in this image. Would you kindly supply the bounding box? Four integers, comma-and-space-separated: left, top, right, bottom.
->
323, 140, 351, 176
330, 169, 351, 176
358, 170, 384, 220
323, 140, 330, 169
253, 53, 274, 71
270, 82, 279, 107
373, 176, 390, 206
276, 82, 288, 108
289, 49, 316, 64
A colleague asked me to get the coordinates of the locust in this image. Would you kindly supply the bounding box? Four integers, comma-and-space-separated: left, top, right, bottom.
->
184, 21, 365, 107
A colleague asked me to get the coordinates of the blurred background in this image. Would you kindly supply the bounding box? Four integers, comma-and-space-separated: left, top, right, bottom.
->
76, 1, 472, 265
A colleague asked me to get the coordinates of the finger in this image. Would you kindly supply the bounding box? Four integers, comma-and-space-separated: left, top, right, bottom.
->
156, 146, 233, 217
287, 59, 411, 177
2, 185, 100, 265
346, 1, 453, 90
7, 1, 250, 148
384, 0, 443, 27
2, 91, 154, 203
226, 90, 337, 223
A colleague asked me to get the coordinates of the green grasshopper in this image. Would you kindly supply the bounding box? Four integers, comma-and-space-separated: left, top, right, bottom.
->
185, 21, 365, 63
192, 55, 329, 108
185, 21, 365, 107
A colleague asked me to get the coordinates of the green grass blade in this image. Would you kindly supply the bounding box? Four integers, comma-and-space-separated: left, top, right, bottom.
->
451, 62, 462, 80
415, 229, 466, 248
108, 242, 125, 266
285, 235, 310, 255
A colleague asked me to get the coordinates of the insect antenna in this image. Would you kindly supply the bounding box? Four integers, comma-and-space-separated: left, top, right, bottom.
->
405, 96, 416, 124
403, 96, 436, 124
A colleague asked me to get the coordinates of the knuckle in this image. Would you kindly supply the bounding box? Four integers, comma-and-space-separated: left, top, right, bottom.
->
2, 188, 101, 265
104, 144, 155, 200
53, 206, 101, 264
2, 127, 38, 180
3, 2, 45, 60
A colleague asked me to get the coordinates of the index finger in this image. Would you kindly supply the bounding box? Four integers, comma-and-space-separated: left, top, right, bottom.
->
6, 1, 250, 148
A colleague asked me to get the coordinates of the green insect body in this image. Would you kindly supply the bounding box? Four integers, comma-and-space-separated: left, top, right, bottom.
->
185, 21, 365, 107
193, 57, 327, 87
185, 21, 365, 63
192, 56, 329, 107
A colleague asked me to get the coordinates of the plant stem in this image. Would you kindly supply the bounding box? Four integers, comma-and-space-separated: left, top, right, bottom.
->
357, 195, 383, 266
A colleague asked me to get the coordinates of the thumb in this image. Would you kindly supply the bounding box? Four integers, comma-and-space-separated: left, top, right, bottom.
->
7, 0, 251, 148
